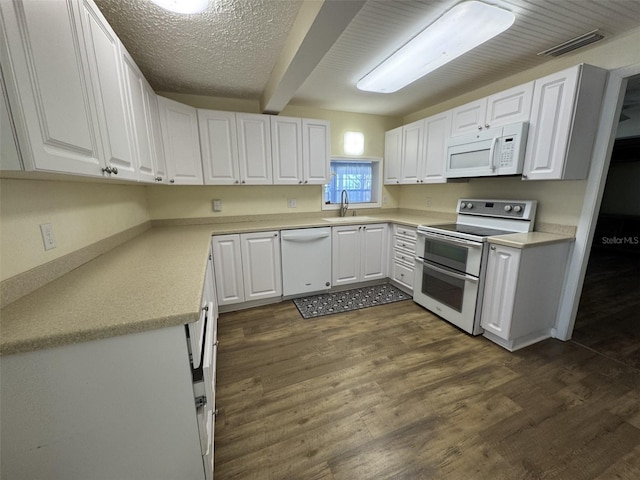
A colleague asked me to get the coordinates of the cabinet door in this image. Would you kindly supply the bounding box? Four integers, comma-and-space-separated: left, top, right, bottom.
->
198, 109, 239, 185
78, 0, 137, 180
332, 225, 361, 286
0, 73, 22, 170
271, 116, 302, 185
241, 232, 282, 301
211, 234, 245, 306
121, 52, 154, 182
421, 111, 450, 184
302, 118, 330, 184
480, 245, 521, 340
522, 67, 579, 180
400, 120, 424, 184
451, 98, 486, 137
236, 113, 272, 184
1, 0, 104, 175
158, 96, 204, 185
361, 224, 387, 281
145, 88, 167, 183
485, 82, 533, 129
384, 126, 402, 184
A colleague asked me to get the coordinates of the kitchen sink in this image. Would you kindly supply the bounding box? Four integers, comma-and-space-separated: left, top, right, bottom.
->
322, 216, 379, 223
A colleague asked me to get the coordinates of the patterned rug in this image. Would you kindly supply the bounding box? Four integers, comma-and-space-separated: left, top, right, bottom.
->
293, 283, 411, 319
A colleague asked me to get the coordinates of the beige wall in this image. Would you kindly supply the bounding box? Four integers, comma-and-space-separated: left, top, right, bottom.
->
0, 179, 149, 281
399, 178, 587, 227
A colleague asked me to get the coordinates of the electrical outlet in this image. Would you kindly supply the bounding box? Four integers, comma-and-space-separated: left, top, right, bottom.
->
425, 197, 432, 208
40, 223, 56, 250
212, 199, 222, 212
287, 198, 297, 208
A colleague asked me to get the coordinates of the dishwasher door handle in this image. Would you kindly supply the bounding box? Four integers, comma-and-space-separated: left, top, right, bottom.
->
281, 232, 330, 242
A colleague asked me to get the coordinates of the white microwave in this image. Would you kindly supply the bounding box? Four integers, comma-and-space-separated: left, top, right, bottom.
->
445, 122, 529, 178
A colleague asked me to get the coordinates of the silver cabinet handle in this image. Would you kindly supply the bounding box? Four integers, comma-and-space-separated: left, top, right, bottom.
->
170, 179, 175, 184
490, 245, 496, 250
111, 166, 118, 175
155, 176, 162, 182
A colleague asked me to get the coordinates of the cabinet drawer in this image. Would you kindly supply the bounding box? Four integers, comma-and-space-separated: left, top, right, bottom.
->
393, 261, 414, 289
394, 225, 417, 240
394, 249, 415, 265
393, 236, 416, 253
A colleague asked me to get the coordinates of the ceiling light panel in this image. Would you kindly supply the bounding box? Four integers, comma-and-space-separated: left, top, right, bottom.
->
357, 1, 515, 93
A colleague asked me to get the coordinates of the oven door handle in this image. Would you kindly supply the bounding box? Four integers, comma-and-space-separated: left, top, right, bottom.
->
417, 259, 479, 283
417, 230, 483, 248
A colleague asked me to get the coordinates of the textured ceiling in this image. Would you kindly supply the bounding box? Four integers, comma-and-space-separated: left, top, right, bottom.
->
94, 0, 303, 98
95, 0, 640, 116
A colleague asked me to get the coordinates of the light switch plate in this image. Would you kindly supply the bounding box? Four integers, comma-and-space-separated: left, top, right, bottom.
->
287, 199, 297, 208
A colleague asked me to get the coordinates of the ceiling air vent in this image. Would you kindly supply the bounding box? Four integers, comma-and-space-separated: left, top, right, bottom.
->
537, 29, 605, 57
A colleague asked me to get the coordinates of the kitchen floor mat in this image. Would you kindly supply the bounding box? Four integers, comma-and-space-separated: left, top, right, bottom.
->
292, 283, 411, 319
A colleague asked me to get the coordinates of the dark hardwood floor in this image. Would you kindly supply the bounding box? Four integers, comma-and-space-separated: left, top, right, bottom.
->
214, 297, 640, 479
572, 248, 640, 370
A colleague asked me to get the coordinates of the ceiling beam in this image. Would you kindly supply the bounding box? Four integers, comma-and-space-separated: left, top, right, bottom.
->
261, 0, 365, 114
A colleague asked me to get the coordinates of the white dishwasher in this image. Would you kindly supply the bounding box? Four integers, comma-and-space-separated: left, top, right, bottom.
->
281, 227, 332, 297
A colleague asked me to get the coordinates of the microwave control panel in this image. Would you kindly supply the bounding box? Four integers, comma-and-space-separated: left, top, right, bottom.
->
499, 137, 516, 167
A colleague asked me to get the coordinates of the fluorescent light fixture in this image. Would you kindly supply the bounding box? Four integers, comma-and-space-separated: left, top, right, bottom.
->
344, 131, 364, 155
357, 1, 515, 93
150, 0, 209, 14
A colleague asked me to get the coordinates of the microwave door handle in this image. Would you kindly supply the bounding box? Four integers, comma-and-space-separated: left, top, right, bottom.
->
419, 260, 479, 283
489, 136, 499, 172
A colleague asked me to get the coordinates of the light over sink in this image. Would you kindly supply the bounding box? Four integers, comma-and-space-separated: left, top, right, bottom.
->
322, 216, 379, 223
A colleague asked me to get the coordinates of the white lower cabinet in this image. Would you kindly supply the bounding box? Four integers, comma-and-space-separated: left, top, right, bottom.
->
332, 224, 388, 287
481, 241, 571, 351
212, 231, 282, 306
390, 225, 417, 292
0, 252, 218, 480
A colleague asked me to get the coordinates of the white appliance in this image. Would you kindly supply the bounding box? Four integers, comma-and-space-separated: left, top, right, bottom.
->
281, 227, 332, 297
414, 199, 537, 334
446, 122, 529, 178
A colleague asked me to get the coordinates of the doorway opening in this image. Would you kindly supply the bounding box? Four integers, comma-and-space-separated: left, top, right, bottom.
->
571, 74, 640, 369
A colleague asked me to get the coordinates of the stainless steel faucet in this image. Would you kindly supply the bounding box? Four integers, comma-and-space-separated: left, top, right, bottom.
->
339, 189, 349, 217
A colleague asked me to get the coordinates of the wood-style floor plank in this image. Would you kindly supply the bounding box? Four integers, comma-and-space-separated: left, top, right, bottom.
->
214, 299, 640, 479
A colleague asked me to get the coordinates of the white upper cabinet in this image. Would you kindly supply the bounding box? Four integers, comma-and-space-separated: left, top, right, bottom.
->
384, 113, 448, 185
271, 116, 303, 185
451, 82, 533, 136
121, 50, 155, 182
384, 126, 402, 185
1, 0, 105, 176
144, 87, 167, 183
522, 64, 607, 181
302, 118, 330, 184
236, 113, 272, 185
158, 96, 204, 185
420, 111, 451, 184
78, 0, 137, 181
0, 74, 22, 170
198, 109, 240, 185
400, 119, 424, 184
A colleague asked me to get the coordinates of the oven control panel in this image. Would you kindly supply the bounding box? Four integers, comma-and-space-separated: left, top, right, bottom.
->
457, 199, 537, 220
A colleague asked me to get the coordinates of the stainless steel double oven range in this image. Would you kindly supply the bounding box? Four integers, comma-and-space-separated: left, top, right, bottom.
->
414, 199, 537, 335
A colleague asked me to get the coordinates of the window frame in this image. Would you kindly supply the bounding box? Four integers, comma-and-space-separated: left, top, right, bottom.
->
322, 156, 382, 211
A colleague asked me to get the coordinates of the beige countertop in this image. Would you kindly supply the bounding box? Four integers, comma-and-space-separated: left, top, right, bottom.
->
0, 213, 450, 356
0, 225, 214, 356
0, 212, 575, 356
487, 231, 575, 248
